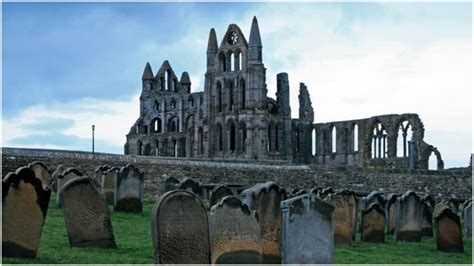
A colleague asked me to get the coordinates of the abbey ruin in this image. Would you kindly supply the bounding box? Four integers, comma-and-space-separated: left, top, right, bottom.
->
124, 17, 443, 170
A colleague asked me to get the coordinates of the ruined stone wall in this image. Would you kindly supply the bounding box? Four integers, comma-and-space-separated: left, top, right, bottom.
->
2, 148, 471, 200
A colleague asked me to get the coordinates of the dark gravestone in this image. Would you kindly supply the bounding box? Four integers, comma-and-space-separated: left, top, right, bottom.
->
326, 190, 356, 247
421, 201, 434, 236
240, 181, 286, 263
281, 193, 334, 264
114, 164, 143, 212
151, 190, 210, 263
51, 164, 67, 193
56, 168, 83, 208
95, 165, 111, 185
434, 203, 464, 253
162, 175, 179, 194
2, 167, 52, 258
360, 190, 386, 233
361, 203, 385, 243
102, 167, 119, 205
385, 193, 399, 234
463, 201, 472, 237
179, 177, 203, 197
59, 175, 116, 248
209, 184, 233, 207
395, 191, 423, 242
209, 196, 262, 264
27, 161, 52, 189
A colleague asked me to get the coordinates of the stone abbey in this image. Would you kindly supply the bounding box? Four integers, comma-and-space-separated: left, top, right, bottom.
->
124, 17, 443, 170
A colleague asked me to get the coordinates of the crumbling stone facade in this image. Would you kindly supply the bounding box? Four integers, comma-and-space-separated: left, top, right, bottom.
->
124, 17, 442, 170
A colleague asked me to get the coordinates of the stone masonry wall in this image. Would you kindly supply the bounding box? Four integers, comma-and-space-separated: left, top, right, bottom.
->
2, 148, 471, 200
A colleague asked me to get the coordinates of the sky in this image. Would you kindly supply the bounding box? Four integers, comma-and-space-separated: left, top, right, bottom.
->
2, 2, 472, 168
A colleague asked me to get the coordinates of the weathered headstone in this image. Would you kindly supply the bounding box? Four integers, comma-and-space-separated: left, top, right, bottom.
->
179, 177, 203, 197
51, 164, 67, 193
102, 167, 119, 205
421, 196, 434, 236
463, 201, 472, 238
161, 175, 179, 194
434, 203, 464, 253
27, 161, 52, 189
59, 175, 116, 248
56, 168, 83, 208
209, 184, 233, 207
325, 190, 356, 247
385, 193, 399, 234
281, 193, 335, 264
114, 164, 144, 212
2, 167, 52, 258
95, 165, 111, 185
240, 181, 285, 263
209, 196, 262, 264
151, 190, 210, 263
395, 191, 423, 242
361, 203, 385, 243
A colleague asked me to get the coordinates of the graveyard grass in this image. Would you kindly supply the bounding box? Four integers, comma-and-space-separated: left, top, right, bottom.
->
2, 195, 472, 264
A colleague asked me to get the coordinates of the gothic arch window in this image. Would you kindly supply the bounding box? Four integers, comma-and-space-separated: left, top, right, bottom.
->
236, 51, 243, 71
371, 122, 388, 159
150, 118, 162, 133
168, 116, 179, 132
164, 70, 170, 90
428, 151, 438, 170
312, 128, 317, 156
198, 127, 204, 155
230, 52, 235, 71
352, 124, 359, 152
215, 82, 222, 112
331, 126, 337, 153
240, 79, 246, 110
137, 140, 143, 155
397, 120, 413, 157
229, 79, 234, 111
239, 121, 246, 152
218, 52, 226, 72
229, 122, 236, 152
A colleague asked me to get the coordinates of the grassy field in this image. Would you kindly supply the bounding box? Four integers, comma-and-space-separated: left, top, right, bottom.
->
3, 195, 472, 264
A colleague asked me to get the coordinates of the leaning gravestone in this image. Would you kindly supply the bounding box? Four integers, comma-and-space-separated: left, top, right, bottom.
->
325, 190, 356, 247
114, 164, 144, 212
162, 175, 179, 194
433, 203, 464, 253
51, 164, 67, 193
209, 184, 233, 207
361, 203, 385, 243
240, 181, 285, 263
281, 193, 334, 264
3, 167, 52, 258
28, 161, 52, 189
95, 165, 111, 185
59, 175, 116, 248
179, 177, 203, 197
463, 200, 471, 238
56, 168, 84, 208
385, 193, 399, 234
151, 190, 210, 263
209, 196, 262, 264
395, 191, 423, 242
102, 167, 119, 205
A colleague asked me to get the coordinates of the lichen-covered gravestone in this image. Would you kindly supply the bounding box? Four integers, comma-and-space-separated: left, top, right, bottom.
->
102, 167, 119, 205
281, 193, 335, 264
209, 184, 233, 207
57, 168, 83, 208
59, 175, 117, 248
151, 190, 210, 263
395, 191, 423, 242
325, 190, 356, 247
361, 203, 385, 243
51, 164, 67, 193
161, 175, 179, 194
28, 161, 52, 189
360, 190, 386, 234
434, 203, 464, 253
385, 193, 399, 234
178, 177, 203, 197
209, 196, 262, 264
2, 167, 52, 258
240, 182, 286, 263
463, 201, 472, 238
95, 165, 111, 185
114, 164, 144, 212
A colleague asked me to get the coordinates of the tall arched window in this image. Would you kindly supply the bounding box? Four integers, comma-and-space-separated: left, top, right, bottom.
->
164, 70, 169, 90
428, 151, 438, 170
230, 123, 236, 152
239, 121, 246, 152
397, 120, 413, 157
371, 122, 388, 159
151, 118, 162, 133
312, 128, 316, 156
331, 126, 337, 153
238, 52, 243, 70
240, 79, 246, 110
216, 82, 222, 112
219, 53, 226, 72
217, 124, 223, 152
230, 52, 235, 71
198, 127, 204, 155
353, 124, 359, 152
229, 80, 234, 111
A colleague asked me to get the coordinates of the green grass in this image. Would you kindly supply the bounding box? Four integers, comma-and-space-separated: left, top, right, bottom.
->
3, 195, 472, 264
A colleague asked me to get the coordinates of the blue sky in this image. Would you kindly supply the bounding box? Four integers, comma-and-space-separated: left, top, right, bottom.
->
2, 2, 472, 168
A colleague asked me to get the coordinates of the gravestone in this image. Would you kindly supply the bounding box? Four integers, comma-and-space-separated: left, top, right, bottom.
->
463, 201, 472, 238
360, 190, 386, 233
114, 164, 144, 212
27, 161, 52, 189
102, 167, 119, 205
209, 184, 233, 207
59, 175, 116, 248
179, 177, 203, 197
325, 190, 356, 247
209, 196, 262, 264
385, 193, 399, 234
421, 201, 434, 236
151, 190, 210, 263
57, 168, 84, 208
434, 203, 463, 253
95, 165, 111, 185
162, 175, 179, 194
395, 191, 423, 242
51, 164, 67, 193
361, 203, 385, 243
2, 167, 52, 258
281, 193, 334, 264
240, 181, 286, 263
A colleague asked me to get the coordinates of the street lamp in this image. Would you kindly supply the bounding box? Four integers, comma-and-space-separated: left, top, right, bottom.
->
92, 125, 95, 154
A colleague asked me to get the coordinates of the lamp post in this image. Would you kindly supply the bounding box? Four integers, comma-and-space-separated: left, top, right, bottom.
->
92, 124, 95, 154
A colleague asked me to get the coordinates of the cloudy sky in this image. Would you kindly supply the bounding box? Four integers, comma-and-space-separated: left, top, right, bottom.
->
2, 2, 472, 168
